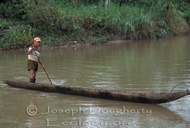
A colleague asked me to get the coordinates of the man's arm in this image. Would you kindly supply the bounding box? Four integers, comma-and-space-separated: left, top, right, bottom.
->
27, 47, 34, 54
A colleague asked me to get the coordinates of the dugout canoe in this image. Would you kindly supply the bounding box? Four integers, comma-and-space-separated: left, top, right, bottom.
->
3, 79, 190, 104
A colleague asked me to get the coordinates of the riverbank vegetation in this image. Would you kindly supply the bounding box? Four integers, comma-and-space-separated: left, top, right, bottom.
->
0, 0, 190, 50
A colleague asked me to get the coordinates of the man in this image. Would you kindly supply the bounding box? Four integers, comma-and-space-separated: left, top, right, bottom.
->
27, 37, 44, 83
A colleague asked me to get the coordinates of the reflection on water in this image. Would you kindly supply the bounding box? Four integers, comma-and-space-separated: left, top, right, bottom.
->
0, 35, 190, 127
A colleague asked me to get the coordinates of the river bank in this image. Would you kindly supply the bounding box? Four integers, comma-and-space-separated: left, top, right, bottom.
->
1, 32, 190, 52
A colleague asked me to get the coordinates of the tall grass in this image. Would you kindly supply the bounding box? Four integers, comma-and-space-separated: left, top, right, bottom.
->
120, 0, 188, 39
0, 25, 34, 50
121, 7, 155, 39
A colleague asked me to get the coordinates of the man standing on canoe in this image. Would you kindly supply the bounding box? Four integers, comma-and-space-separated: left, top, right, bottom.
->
27, 37, 44, 83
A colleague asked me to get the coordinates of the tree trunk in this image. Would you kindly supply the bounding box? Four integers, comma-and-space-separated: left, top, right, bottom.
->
105, 0, 111, 8
71, 0, 79, 8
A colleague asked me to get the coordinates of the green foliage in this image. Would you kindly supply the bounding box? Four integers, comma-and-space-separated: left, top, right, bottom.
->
0, 25, 34, 50
173, 0, 190, 25
88, 35, 109, 44
159, 0, 189, 34
0, 0, 190, 50
26, 0, 81, 37
0, 0, 27, 20
0, 18, 13, 30
121, 0, 189, 39
78, 5, 120, 33
27, 0, 62, 32
122, 7, 155, 39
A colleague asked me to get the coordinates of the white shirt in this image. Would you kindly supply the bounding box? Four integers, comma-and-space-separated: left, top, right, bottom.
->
28, 47, 40, 62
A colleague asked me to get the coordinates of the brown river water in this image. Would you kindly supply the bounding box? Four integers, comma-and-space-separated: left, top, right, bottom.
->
0, 35, 190, 128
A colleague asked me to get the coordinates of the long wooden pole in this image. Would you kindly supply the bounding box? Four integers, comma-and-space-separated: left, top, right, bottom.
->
42, 67, 52, 84
33, 51, 53, 84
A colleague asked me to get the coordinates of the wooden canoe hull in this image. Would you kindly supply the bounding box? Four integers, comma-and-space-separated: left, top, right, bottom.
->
3, 80, 190, 104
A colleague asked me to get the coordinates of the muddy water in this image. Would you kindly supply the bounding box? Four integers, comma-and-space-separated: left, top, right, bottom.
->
0, 35, 190, 128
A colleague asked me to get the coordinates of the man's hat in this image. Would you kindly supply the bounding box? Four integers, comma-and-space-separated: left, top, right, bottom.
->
34, 37, 41, 42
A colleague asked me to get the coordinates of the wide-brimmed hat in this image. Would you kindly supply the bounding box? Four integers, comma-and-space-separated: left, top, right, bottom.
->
34, 37, 41, 42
